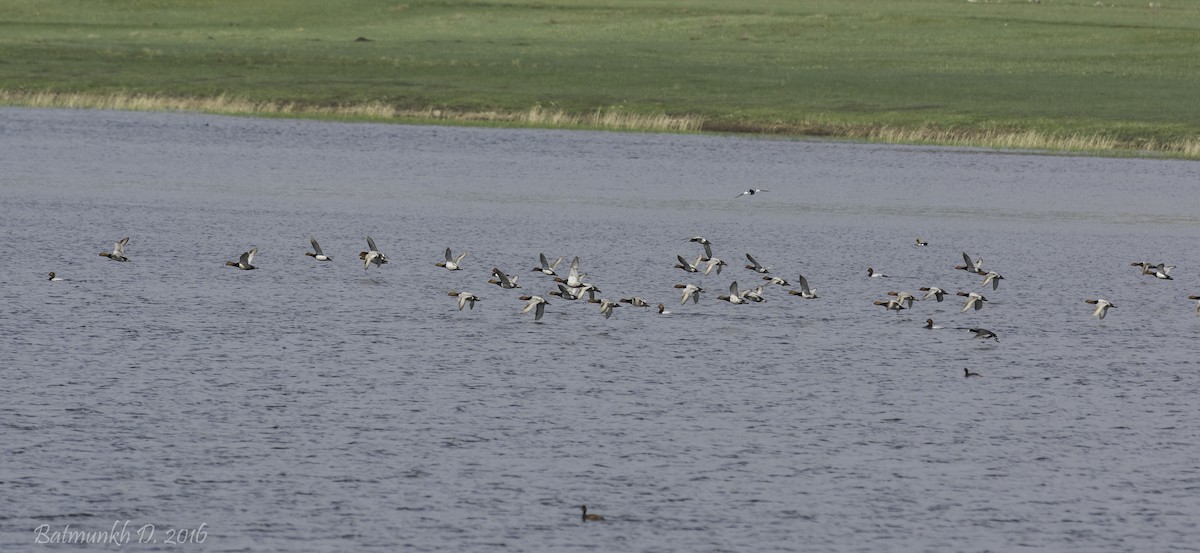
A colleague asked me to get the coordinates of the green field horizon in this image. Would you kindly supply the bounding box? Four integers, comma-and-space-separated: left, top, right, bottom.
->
3, 0, 1200, 156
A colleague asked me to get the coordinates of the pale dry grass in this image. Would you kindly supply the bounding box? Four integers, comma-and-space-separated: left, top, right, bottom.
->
0, 90, 704, 133
2, 89, 1196, 157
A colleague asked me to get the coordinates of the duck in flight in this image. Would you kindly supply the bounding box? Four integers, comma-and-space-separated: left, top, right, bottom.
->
1085, 298, 1116, 319
689, 236, 714, 260
958, 291, 987, 312
360, 236, 388, 270
744, 253, 770, 274
981, 271, 1004, 290
225, 247, 258, 270
736, 188, 768, 198
787, 274, 818, 299
305, 237, 331, 261
489, 267, 521, 289
968, 328, 999, 342
519, 295, 549, 321
717, 281, 746, 304
436, 247, 468, 271
703, 257, 727, 275
675, 283, 705, 304
675, 254, 704, 273
956, 252, 985, 274
919, 286, 947, 302
533, 253, 564, 276
448, 291, 480, 310
99, 237, 130, 262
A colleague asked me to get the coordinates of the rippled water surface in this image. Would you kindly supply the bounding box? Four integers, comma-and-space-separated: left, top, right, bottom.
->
2, 108, 1200, 552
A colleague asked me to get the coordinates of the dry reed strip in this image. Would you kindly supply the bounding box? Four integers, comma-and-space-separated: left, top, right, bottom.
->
3, 89, 1197, 157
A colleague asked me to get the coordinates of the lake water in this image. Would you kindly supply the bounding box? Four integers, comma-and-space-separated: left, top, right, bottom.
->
2, 107, 1199, 552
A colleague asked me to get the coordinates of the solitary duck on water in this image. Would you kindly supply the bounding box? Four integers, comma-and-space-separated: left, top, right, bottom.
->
867, 267, 889, 278
48, 272, 63, 281
925, 319, 942, 329
1189, 295, 1200, 316
225, 247, 258, 270
581, 505, 604, 522
1085, 298, 1116, 319
964, 368, 983, 378
448, 291, 480, 310
657, 303, 670, 315
99, 237, 130, 262
519, 295, 549, 321
915, 237, 928, 247
305, 237, 331, 261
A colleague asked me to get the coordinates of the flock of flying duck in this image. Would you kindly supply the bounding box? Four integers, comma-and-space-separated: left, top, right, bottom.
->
72, 232, 1196, 336
62, 226, 1198, 379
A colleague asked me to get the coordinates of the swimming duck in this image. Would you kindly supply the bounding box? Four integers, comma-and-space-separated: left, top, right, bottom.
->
581, 505, 604, 522
674, 283, 705, 304
48, 272, 63, 281
1189, 295, 1200, 316
488, 267, 521, 289
867, 267, 889, 278
436, 247, 467, 271
448, 291, 480, 310
957, 291, 987, 312
619, 296, 650, 307
968, 328, 999, 342
225, 247, 258, 270
919, 286, 947, 302
657, 303, 671, 315
744, 253, 770, 274
1085, 298, 1116, 319
964, 368, 982, 378
717, 281, 746, 304
981, 271, 1004, 290
703, 257, 727, 275
689, 236, 714, 260
736, 188, 768, 198
924, 319, 943, 329
99, 237, 130, 262
359, 236, 388, 270
533, 253, 564, 276
519, 295, 549, 321
675, 254, 704, 273
305, 237, 331, 261
915, 237, 928, 247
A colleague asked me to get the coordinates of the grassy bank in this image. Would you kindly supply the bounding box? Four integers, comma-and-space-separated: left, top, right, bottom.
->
2, 0, 1199, 157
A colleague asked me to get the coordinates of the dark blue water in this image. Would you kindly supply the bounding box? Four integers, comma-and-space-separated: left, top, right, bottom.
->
2, 107, 1199, 551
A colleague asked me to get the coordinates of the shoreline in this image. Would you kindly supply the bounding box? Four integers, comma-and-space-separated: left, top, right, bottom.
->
4, 89, 1197, 160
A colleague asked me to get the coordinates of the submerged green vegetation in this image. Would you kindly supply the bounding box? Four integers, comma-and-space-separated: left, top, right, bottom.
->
2, 0, 1199, 156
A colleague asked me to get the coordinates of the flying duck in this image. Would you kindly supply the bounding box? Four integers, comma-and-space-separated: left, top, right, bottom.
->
533, 253, 564, 276
968, 328, 999, 342
436, 247, 468, 271
674, 283, 705, 304
1085, 298, 1116, 319
305, 237, 331, 261
359, 236, 388, 270
787, 274, 818, 299
519, 295, 550, 321
957, 291, 987, 312
225, 247, 258, 270
448, 291, 480, 310
689, 236, 714, 260
744, 253, 770, 274
99, 237, 130, 262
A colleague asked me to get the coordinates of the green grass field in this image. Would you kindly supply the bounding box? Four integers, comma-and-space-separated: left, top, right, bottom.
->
3, 0, 1199, 156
